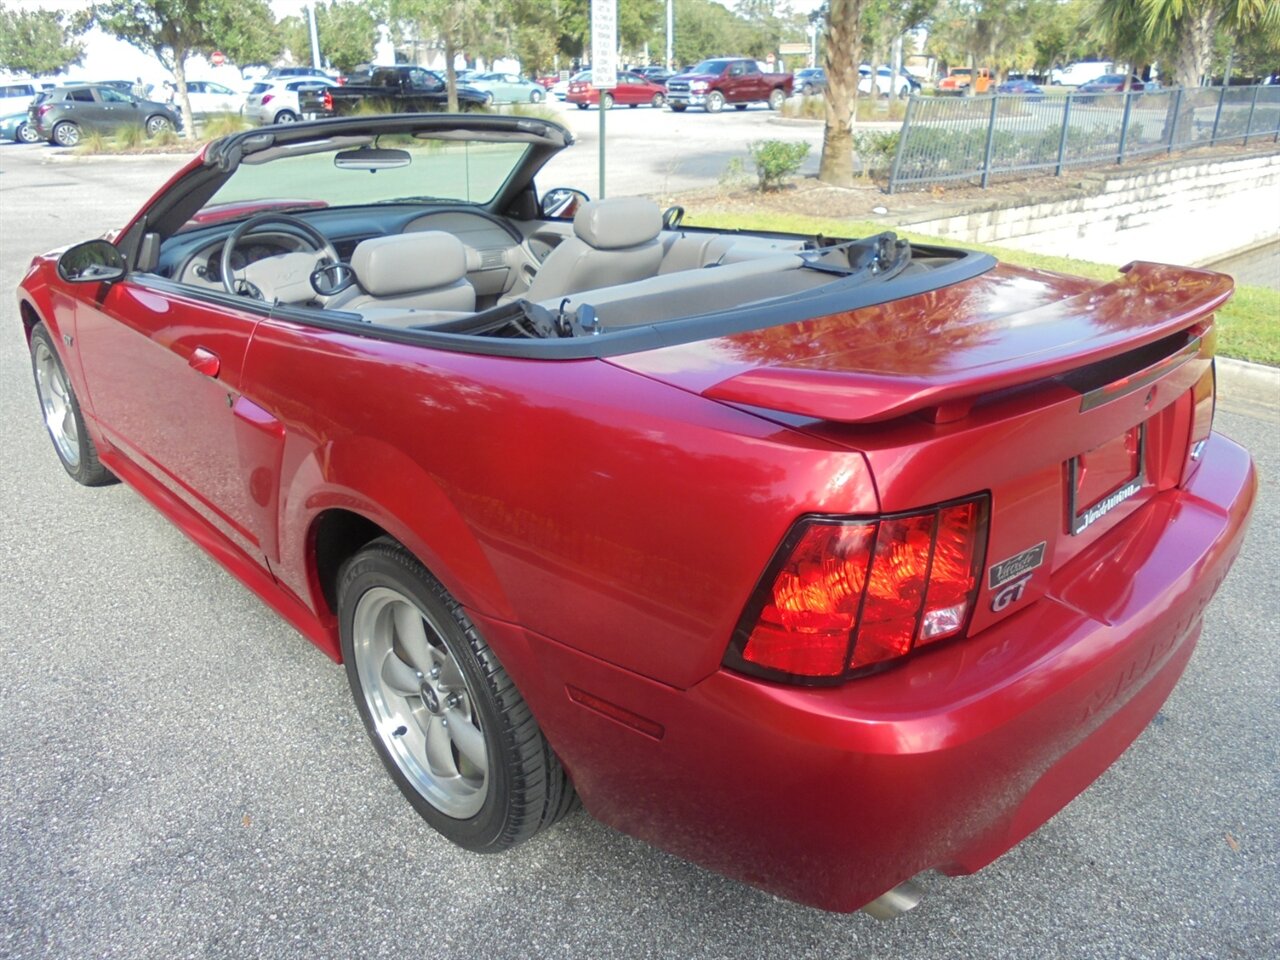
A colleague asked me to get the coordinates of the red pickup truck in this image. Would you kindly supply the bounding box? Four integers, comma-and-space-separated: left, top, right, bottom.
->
666, 57, 792, 112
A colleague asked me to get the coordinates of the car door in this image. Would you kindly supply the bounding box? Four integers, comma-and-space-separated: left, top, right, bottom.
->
73, 279, 276, 564
723, 62, 747, 102
97, 86, 141, 130
185, 81, 209, 115
206, 82, 240, 112
741, 61, 767, 100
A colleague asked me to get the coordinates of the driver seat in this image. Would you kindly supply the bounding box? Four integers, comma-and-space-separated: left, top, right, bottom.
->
329, 231, 475, 313
507, 197, 664, 304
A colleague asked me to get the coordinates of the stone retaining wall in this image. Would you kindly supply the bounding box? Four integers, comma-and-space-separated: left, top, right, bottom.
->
898, 150, 1280, 267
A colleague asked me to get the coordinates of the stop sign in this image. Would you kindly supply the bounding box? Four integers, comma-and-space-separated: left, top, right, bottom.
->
210, 51, 226, 66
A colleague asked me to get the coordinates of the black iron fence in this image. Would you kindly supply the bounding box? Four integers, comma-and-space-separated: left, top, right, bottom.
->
886, 84, 1280, 194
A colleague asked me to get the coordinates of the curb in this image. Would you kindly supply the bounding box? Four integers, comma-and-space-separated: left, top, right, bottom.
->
1216, 357, 1279, 415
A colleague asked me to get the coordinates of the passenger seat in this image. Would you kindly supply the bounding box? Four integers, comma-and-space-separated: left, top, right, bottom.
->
511, 197, 664, 304
329, 231, 475, 313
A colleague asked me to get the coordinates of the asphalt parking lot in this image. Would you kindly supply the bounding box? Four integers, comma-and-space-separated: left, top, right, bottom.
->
0, 131, 1277, 960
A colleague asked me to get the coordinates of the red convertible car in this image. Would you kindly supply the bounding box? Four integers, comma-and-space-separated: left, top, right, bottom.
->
18, 115, 1255, 916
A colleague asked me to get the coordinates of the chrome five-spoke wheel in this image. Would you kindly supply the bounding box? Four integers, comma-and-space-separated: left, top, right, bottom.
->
338, 537, 576, 851
33, 336, 80, 470
351, 585, 489, 818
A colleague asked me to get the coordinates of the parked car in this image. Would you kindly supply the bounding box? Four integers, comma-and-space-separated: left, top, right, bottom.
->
666, 57, 793, 112
265, 66, 336, 82
18, 112, 1255, 918
464, 72, 546, 104
937, 67, 992, 94
794, 67, 827, 95
566, 71, 667, 109
551, 71, 586, 101
858, 65, 912, 98
0, 80, 39, 111
0, 109, 41, 143
1050, 61, 1114, 86
180, 80, 246, 116
28, 84, 181, 146
297, 65, 489, 117
632, 66, 674, 86
996, 77, 1045, 100
243, 77, 337, 125
533, 75, 560, 89
1077, 74, 1146, 95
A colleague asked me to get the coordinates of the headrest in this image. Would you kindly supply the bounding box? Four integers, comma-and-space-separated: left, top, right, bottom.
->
573, 197, 662, 250
351, 231, 467, 297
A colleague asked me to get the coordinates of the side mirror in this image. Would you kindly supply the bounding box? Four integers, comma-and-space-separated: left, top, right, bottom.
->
541, 187, 589, 220
57, 239, 127, 284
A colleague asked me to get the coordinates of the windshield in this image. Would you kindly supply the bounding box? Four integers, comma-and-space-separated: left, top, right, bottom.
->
204, 134, 531, 212
689, 60, 731, 75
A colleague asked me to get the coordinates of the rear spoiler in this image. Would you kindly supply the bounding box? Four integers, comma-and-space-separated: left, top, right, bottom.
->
703, 262, 1233, 424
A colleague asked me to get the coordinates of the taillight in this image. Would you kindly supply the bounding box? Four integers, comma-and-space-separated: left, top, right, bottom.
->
323, 89, 333, 110
726, 495, 989, 683
1184, 360, 1215, 480
262, 93, 274, 105
38, 103, 52, 118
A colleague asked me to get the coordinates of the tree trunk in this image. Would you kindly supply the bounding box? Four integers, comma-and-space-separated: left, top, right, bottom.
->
818, 0, 866, 187
445, 35, 459, 112
1173, 5, 1218, 89
172, 54, 195, 140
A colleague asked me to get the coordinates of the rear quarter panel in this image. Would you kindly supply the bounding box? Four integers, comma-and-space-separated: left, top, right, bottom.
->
246, 318, 879, 688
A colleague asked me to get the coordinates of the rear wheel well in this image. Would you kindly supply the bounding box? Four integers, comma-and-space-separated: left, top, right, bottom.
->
20, 301, 42, 342
311, 509, 388, 615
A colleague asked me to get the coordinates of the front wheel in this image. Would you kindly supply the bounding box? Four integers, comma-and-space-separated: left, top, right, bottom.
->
768, 88, 786, 110
669, 103, 686, 112
601, 93, 614, 109
339, 538, 576, 851
650, 92, 665, 108
51, 121, 80, 147
530, 89, 544, 103
576, 102, 588, 110
145, 114, 173, 137
705, 91, 724, 113
29, 324, 115, 486
17, 121, 40, 144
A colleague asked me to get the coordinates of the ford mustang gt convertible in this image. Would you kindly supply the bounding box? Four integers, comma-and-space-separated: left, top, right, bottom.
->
18, 114, 1255, 916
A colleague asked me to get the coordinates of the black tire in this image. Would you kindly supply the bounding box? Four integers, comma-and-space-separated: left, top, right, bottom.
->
273, 110, 298, 124
338, 537, 576, 852
734, 103, 748, 111
576, 102, 589, 110
28, 323, 116, 486
51, 121, 80, 147
768, 88, 786, 110
530, 89, 544, 103
650, 92, 665, 108
17, 121, 40, 144
705, 91, 725, 113
800, 83, 813, 95
669, 103, 686, 112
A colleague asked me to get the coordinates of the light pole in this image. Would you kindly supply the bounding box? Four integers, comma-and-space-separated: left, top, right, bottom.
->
665, 0, 673, 71
308, 2, 322, 70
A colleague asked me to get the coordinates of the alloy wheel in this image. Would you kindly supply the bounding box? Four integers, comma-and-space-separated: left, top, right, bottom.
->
32, 339, 80, 468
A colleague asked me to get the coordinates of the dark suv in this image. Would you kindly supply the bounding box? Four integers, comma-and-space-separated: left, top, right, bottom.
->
30, 84, 182, 146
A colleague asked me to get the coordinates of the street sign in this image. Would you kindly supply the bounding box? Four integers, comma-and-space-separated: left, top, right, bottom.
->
210, 51, 226, 66
591, 0, 617, 89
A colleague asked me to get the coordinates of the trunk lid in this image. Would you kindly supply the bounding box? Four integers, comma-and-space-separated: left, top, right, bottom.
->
609, 259, 1228, 628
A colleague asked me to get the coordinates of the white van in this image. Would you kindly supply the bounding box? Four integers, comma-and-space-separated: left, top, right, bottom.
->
1050, 62, 1114, 86
0, 81, 39, 111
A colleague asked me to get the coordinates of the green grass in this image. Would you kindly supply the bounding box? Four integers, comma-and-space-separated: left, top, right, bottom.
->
684, 209, 1278, 366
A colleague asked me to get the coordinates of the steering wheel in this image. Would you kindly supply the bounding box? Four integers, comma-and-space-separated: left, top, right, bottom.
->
662, 205, 685, 230
221, 212, 340, 299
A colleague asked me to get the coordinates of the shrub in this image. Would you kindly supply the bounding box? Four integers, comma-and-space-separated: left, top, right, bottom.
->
115, 123, 145, 149
201, 112, 250, 139
747, 139, 811, 191
851, 129, 900, 176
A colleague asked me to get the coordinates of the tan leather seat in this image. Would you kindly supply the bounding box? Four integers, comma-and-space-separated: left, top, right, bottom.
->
330, 231, 475, 313
515, 197, 664, 304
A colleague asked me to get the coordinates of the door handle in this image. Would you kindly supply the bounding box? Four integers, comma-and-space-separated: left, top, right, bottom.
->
189, 346, 220, 378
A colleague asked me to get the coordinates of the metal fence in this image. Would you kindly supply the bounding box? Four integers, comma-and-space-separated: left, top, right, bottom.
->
886, 84, 1280, 194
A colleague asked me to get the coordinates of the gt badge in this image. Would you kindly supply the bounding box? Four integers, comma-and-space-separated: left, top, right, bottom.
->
991, 574, 1033, 612
988, 542, 1046, 591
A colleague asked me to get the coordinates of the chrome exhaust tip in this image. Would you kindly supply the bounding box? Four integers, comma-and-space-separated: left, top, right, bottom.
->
861, 879, 925, 920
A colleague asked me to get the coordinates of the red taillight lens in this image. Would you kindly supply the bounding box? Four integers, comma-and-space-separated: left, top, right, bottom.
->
323, 89, 333, 110
1184, 361, 1215, 481
38, 103, 52, 118
729, 496, 989, 683
262, 93, 274, 105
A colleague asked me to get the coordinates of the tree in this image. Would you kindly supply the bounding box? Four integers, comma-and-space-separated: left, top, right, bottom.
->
281, 1, 378, 74
0, 4, 89, 76
1139, 0, 1279, 89
96, 0, 277, 137
818, 0, 870, 186
925, 0, 1042, 86
390, 0, 509, 111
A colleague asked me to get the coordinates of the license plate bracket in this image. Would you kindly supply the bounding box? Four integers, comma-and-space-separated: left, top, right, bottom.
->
1067, 423, 1147, 536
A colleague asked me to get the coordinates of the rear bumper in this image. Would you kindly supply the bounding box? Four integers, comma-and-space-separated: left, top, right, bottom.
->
477, 432, 1255, 912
